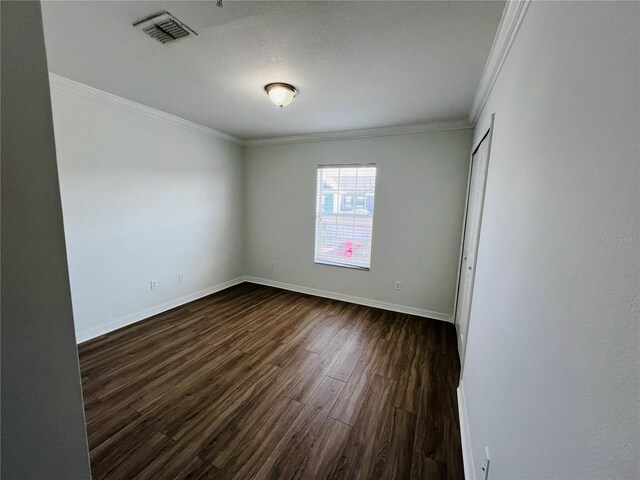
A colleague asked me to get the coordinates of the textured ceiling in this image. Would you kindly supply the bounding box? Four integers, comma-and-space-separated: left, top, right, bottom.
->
41, 1, 505, 140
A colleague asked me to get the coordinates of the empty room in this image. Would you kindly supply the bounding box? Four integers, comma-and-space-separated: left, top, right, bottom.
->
2, 1, 639, 479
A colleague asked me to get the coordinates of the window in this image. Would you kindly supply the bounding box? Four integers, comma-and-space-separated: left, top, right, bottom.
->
315, 165, 377, 270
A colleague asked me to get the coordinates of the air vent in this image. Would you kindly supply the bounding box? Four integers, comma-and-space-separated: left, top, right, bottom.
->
133, 12, 197, 45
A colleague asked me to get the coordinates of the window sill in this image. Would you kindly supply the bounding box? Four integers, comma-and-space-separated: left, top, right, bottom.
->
314, 260, 370, 271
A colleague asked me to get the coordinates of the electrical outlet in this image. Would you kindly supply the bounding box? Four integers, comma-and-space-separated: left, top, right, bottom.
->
150, 279, 158, 290
270, 261, 275, 269
481, 446, 490, 480
394, 281, 401, 291
179, 273, 185, 283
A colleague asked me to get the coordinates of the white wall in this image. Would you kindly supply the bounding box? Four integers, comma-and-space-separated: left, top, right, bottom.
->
461, 1, 640, 478
50, 87, 245, 342
244, 129, 472, 319
1, 2, 91, 477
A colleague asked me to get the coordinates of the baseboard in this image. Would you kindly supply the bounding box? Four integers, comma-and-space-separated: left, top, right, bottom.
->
243, 276, 453, 323
75, 276, 245, 343
458, 380, 475, 480
77, 275, 453, 343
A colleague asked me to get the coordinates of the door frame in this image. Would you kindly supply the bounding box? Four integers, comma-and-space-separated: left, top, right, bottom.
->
453, 113, 495, 373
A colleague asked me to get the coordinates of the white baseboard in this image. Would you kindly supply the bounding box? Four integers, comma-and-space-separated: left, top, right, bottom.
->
77, 275, 453, 343
75, 276, 245, 343
243, 276, 453, 323
458, 380, 475, 480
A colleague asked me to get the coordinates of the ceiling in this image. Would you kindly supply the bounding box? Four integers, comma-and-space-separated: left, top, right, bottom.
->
41, 1, 505, 140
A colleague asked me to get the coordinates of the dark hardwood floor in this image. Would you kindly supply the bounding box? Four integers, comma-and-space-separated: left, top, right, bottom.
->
78, 283, 463, 480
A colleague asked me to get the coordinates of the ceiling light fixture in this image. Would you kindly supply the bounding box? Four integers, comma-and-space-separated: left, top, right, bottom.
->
264, 83, 298, 108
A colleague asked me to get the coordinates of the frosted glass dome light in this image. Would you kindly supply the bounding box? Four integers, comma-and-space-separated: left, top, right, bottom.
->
264, 83, 298, 108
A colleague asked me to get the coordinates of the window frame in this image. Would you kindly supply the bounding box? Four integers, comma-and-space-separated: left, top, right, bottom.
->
314, 163, 377, 271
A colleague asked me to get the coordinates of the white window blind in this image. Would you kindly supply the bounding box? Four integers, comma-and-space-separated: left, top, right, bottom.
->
315, 165, 377, 270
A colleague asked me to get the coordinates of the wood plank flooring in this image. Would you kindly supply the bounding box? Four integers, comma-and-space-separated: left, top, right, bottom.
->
78, 283, 463, 480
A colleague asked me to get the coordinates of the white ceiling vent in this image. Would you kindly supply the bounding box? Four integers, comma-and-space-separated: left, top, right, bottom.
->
133, 12, 197, 45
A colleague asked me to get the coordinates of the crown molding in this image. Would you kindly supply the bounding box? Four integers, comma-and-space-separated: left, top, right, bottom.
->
48, 74, 472, 148
48, 73, 243, 145
243, 119, 473, 147
468, 0, 532, 124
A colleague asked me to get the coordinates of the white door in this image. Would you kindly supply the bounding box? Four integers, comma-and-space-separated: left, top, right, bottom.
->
456, 130, 491, 365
